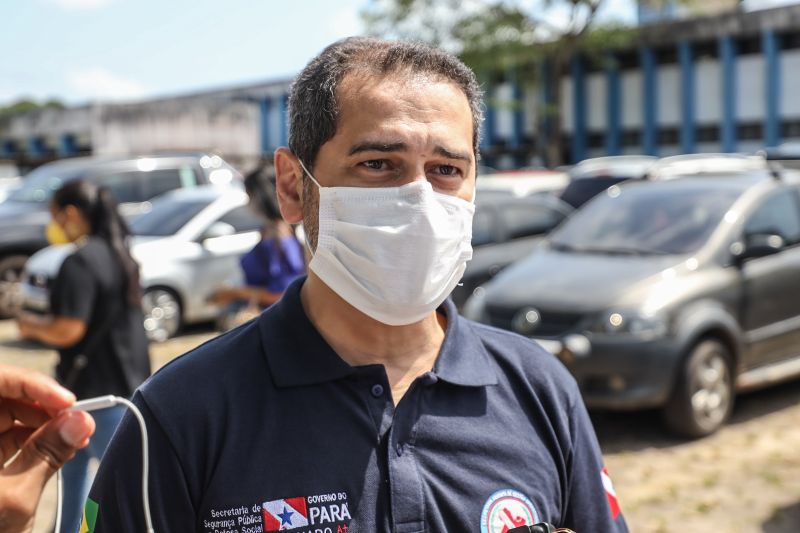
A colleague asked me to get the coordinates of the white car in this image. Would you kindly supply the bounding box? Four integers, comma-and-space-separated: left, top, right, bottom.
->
22, 186, 263, 341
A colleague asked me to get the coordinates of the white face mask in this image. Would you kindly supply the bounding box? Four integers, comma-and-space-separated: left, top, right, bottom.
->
299, 160, 474, 326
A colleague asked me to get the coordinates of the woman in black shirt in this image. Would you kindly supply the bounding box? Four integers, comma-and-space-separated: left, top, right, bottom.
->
17, 179, 150, 533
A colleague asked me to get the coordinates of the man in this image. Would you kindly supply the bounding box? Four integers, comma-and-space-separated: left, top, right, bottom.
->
86, 37, 628, 532
0, 365, 95, 533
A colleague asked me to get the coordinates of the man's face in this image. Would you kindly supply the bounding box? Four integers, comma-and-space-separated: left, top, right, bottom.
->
301, 73, 476, 249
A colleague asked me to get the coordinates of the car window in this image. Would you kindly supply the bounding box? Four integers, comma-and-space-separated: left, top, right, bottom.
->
744, 189, 800, 245
472, 207, 495, 247
217, 206, 263, 234
131, 199, 211, 236
559, 177, 630, 209
100, 171, 145, 203
143, 166, 197, 199
499, 203, 564, 239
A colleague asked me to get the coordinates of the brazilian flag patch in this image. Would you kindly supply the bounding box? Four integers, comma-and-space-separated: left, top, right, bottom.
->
79, 498, 99, 533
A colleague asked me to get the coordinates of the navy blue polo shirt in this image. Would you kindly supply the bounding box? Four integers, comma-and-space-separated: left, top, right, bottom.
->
87, 277, 627, 533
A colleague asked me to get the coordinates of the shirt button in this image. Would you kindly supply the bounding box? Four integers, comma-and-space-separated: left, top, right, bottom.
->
370, 384, 384, 398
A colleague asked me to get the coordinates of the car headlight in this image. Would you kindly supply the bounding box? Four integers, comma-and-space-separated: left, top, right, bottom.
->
462, 286, 489, 323
592, 309, 667, 339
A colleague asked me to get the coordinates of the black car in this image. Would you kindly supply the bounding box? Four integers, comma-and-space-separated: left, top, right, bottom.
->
0, 153, 241, 316
465, 170, 800, 437
450, 192, 572, 309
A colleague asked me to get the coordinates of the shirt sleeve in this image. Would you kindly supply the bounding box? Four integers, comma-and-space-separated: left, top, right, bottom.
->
86, 391, 195, 532
50, 254, 95, 322
561, 396, 629, 532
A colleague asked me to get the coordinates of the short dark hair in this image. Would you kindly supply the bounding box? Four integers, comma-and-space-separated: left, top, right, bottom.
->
287, 37, 484, 168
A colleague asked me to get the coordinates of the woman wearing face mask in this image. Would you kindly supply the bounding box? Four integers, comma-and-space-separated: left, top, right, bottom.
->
16, 179, 151, 533
209, 160, 306, 329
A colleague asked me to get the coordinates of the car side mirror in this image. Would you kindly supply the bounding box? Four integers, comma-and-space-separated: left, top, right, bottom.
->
200, 221, 235, 243
733, 233, 785, 263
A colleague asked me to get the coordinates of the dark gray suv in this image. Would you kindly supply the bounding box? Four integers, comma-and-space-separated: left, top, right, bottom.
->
0, 153, 241, 316
464, 171, 800, 437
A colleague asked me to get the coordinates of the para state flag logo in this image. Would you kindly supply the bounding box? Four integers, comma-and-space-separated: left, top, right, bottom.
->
262, 497, 309, 531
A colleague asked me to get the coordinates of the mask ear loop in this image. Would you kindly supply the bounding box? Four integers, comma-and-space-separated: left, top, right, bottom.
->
297, 159, 320, 259
297, 159, 322, 189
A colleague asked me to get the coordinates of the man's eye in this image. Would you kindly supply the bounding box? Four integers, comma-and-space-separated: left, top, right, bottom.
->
435, 165, 459, 176
363, 160, 386, 170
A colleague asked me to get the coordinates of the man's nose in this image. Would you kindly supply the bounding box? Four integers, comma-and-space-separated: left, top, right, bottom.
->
402, 162, 429, 185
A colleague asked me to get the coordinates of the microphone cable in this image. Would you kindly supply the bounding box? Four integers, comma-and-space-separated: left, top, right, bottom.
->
54, 395, 155, 533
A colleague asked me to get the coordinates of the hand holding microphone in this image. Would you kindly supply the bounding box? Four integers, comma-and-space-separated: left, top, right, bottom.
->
0, 365, 95, 533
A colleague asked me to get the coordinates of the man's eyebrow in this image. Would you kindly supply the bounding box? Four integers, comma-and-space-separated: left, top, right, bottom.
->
434, 145, 472, 162
348, 141, 407, 155
347, 142, 472, 163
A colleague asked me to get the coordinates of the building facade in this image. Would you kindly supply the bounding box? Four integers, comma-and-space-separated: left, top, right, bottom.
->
483, 3, 800, 168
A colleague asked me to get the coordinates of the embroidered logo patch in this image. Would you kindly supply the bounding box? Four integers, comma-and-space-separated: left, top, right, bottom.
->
263, 497, 310, 531
480, 488, 539, 533
202, 491, 351, 533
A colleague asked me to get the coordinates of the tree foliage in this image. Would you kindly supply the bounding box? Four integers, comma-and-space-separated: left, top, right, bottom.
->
0, 98, 64, 119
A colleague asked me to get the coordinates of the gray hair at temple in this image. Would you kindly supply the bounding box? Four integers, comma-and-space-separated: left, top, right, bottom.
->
287, 36, 484, 170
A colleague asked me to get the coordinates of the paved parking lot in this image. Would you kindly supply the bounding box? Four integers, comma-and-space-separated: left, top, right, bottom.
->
1, 319, 798, 532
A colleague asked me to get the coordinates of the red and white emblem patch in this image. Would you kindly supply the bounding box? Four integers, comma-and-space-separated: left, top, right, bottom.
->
262, 497, 309, 531
601, 467, 621, 519
480, 489, 539, 533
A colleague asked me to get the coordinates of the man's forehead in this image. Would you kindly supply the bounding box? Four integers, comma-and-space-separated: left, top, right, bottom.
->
331, 72, 474, 146
338, 70, 465, 104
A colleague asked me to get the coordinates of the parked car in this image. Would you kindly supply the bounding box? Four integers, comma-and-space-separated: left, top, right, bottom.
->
450, 192, 572, 309
558, 155, 657, 209
0, 152, 241, 317
0, 159, 21, 203
464, 170, 800, 437
648, 153, 765, 180
763, 143, 800, 171
21, 186, 262, 341
476, 169, 570, 197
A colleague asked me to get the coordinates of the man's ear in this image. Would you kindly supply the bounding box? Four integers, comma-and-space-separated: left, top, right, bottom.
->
274, 147, 305, 224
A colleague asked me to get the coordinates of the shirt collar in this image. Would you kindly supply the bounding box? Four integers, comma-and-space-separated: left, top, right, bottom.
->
259, 277, 497, 388
431, 297, 498, 387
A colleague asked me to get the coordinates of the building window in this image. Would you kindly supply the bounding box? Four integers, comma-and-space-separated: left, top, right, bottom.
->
697, 125, 720, 143
737, 123, 763, 141
617, 50, 639, 70
621, 129, 641, 147
694, 40, 719, 60
658, 128, 679, 145
587, 131, 605, 149
1, 140, 18, 155
781, 120, 800, 138
737, 35, 761, 56
655, 46, 677, 65
779, 31, 800, 51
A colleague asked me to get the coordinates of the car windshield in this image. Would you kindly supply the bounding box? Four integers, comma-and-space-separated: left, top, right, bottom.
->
7, 165, 85, 203
549, 182, 743, 255
131, 197, 212, 236
559, 176, 630, 209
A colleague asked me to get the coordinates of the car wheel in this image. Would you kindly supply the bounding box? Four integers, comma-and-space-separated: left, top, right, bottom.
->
0, 255, 29, 318
663, 339, 734, 438
142, 288, 182, 342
